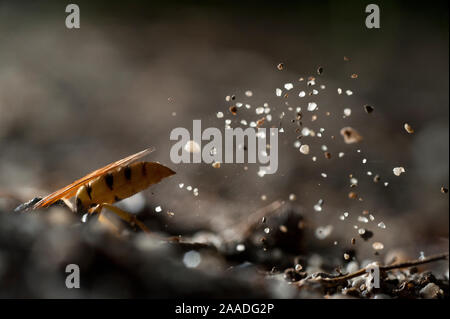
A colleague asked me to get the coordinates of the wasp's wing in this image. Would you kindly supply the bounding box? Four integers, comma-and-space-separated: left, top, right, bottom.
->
33, 147, 155, 209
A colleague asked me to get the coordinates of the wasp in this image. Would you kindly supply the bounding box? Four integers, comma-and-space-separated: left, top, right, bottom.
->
15, 147, 175, 233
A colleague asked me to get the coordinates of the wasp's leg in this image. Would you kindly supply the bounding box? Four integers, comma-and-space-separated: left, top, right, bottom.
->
87, 204, 122, 235
97, 211, 121, 234
90, 203, 150, 233
58, 198, 75, 212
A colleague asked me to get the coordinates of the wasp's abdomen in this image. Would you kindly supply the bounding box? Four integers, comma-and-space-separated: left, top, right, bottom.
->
81, 161, 175, 207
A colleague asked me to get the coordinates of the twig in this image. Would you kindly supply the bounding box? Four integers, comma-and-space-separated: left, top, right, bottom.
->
382, 252, 449, 271
309, 252, 449, 284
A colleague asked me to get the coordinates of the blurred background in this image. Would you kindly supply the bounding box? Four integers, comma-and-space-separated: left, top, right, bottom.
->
0, 0, 448, 284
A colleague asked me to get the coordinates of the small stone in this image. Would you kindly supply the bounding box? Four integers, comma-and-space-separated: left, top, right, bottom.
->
212, 161, 221, 168
275, 88, 282, 96
184, 140, 201, 153
299, 144, 310, 155
377, 222, 386, 229
404, 123, 414, 134
317, 66, 323, 75
420, 283, 443, 299
359, 229, 374, 241
340, 127, 363, 144
372, 242, 384, 250
284, 83, 294, 90
315, 225, 333, 239
279, 225, 288, 233
393, 167, 406, 176
348, 191, 358, 199
307, 102, 318, 112
277, 63, 284, 70
364, 105, 374, 114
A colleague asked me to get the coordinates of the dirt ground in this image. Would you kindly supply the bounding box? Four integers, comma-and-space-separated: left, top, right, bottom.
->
0, 1, 448, 299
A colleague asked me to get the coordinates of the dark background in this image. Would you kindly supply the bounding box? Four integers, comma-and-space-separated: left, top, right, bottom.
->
0, 0, 448, 267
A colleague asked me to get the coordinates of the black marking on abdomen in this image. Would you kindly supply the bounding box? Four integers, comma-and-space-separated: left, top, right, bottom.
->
114, 195, 121, 202
85, 184, 92, 200
105, 173, 114, 190
141, 162, 147, 176
124, 165, 132, 180
76, 198, 83, 212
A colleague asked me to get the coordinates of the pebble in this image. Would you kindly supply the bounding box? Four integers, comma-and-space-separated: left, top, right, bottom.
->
340, 127, 363, 144
299, 144, 310, 155
317, 66, 323, 75
393, 167, 406, 176
372, 242, 384, 250
419, 283, 443, 299
404, 123, 414, 134
364, 105, 374, 114
184, 140, 201, 153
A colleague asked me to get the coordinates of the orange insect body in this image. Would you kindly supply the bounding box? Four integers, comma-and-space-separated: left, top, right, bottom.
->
76, 161, 175, 213
32, 147, 175, 216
